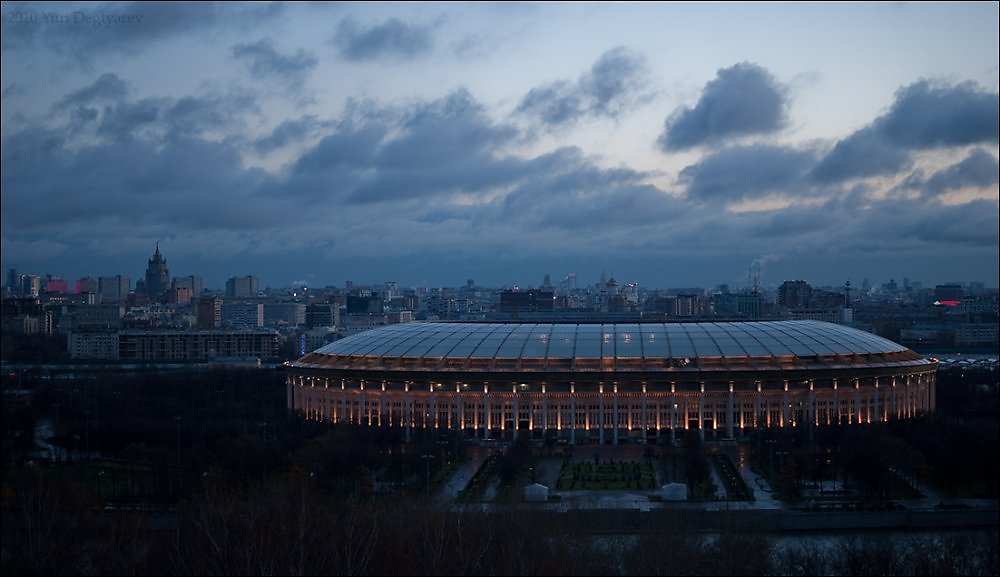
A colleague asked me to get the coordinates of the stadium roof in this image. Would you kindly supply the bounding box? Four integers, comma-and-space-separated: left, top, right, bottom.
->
295, 321, 931, 373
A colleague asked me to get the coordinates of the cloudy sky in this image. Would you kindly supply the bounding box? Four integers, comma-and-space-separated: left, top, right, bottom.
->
2, 2, 997, 292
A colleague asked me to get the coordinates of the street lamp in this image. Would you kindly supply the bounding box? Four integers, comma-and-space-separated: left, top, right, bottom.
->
421, 453, 435, 495
174, 416, 182, 465
85, 410, 90, 460
52, 402, 62, 462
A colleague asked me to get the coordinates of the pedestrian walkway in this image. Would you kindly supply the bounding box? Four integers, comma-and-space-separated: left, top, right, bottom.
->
436, 443, 791, 511
433, 443, 996, 514
435, 447, 493, 504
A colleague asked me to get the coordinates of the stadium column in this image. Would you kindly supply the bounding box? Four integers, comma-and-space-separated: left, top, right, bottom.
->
302, 378, 310, 420
430, 382, 437, 430
510, 383, 521, 441
727, 382, 735, 439
484, 383, 491, 440
317, 391, 324, 423
360, 380, 367, 426
541, 384, 547, 440
379, 381, 386, 427
806, 380, 815, 441
891, 375, 899, 419
903, 376, 923, 418
570, 383, 576, 445
340, 379, 348, 424
873, 378, 880, 423
782, 381, 790, 427
404, 381, 411, 443
555, 388, 562, 433
698, 381, 705, 442
832, 379, 840, 425
472, 386, 480, 438
598, 384, 606, 445
854, 378, 862, 424
670, 382, 677, 444
330, 379, 337, 422
927, 373, 935, 413
755, 381, 763, 429
455, 383, 462, 433
613, 383, 619, 446
641, 383, 648, 441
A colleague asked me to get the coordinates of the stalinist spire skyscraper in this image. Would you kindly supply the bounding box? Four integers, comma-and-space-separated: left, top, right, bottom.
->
143, 243, 170, 298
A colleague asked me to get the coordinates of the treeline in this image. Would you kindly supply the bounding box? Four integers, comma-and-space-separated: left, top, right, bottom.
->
2, 365, 998, 575
3, 467, 998, 576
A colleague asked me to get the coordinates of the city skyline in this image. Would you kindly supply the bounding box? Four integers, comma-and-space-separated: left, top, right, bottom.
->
6, 246, 995, 295
2, 2, 998, 291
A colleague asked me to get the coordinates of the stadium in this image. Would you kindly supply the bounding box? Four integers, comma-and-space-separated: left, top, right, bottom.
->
285, 320, 937, 444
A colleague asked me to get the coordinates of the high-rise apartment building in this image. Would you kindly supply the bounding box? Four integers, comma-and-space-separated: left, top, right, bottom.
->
197, 296, 222, 329
21, 274, 41, 298
777, 280, 812, 310
222, 301, 264, 329
305, 303, 338, 328
226, 275, 259, 298
98, 275, 131, 302
6, 269, 18, 296
172, 275, 203, 297
77, 276, 99, 295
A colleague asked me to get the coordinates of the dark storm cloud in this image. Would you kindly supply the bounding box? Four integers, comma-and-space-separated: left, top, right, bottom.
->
2, 81, 285, 238
907, 199, 1000, 245
285, 120, 388, 199
232, 39, 317, 89
69, 106, 100, 126
163, 93, 259, 139
813, 80, 997, 184
53, 73, 128, 110
535, 181, 677, 230
96, 99, 162, 141
376, 90, 516, 170
743, 202, 839, 241
516, 82, 583, 127
254, 115, 331, 154
47, 87, 261, 146
292, 124, 384, 175
715, 191, 999, 265
2, 129, 284, 237
657, 62, 789, 151
924, 149, 1000, 197
333, 16, 434, 61
678, 144, 817, 202
281, 89, 672, 236
811, 127, 913, 183
340, 90, 521, 203
516, 47, 649, 128
498, 147, 675, 229
875, 80, 999, 149
583, 47, 649, 118
1, 125, 66, 195
2, 83, 28, 99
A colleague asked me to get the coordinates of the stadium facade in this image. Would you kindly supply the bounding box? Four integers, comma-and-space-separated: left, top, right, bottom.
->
285, 321, 937, 444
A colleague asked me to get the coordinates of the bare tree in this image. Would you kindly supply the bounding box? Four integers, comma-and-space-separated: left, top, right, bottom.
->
0, 467, 95, 575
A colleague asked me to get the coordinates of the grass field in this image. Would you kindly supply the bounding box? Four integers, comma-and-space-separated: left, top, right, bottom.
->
555, 460, 656, 491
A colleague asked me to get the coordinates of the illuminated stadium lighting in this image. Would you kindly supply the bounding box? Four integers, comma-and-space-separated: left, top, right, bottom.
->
285, 320, 937, 445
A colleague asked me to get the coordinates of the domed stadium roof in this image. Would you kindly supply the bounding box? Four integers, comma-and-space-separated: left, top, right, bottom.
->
294, 320, 932, 374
